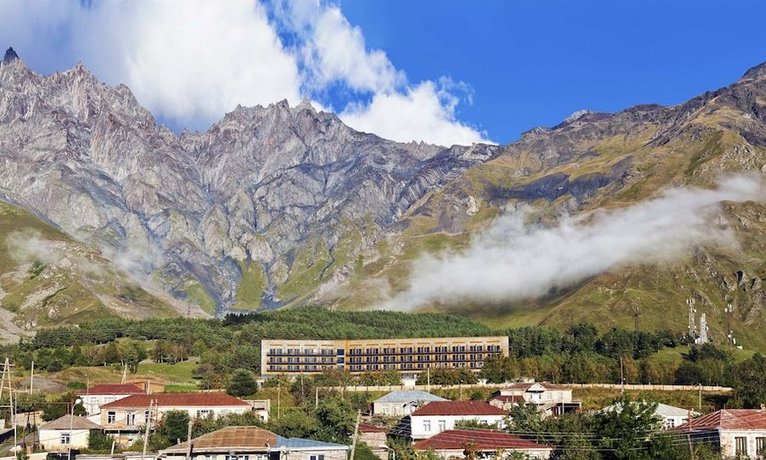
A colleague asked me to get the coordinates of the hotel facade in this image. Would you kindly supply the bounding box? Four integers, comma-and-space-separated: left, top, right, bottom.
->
260, 336, 509, 377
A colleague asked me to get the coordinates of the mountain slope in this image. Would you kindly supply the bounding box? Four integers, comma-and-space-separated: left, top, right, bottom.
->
327, 62, 766, 349
0, 49, 498, 313
0, 199, 196, 342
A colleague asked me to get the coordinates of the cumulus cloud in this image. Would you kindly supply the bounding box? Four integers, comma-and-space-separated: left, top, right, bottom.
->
384, 175, 766, 311
0, 0, 489, 145
79, 0, 302, 129
340, 79, 487, 146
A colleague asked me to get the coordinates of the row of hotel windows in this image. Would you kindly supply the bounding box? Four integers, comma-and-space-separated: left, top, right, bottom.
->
267, 348, 338, 356
345, 353, 494, 364
267, 345, 503, 356
267, 362, 484, 372
268, 357, 337, 364
347, 345, 502, 355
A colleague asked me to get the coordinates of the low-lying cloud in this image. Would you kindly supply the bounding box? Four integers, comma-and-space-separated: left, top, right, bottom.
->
384, 174, 766, 311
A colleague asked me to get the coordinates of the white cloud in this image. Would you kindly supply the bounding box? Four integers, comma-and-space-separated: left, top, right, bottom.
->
78, 0, 302, 129
385, 174, 766, 310
0, 0, 489, 144
340, 80, 487, 146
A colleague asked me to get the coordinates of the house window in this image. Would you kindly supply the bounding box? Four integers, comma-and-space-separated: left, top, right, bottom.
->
735, 436, 748, 456
757, 437, 765, 456
107, 411, 116, 424
127, 411, 136, 425
144, 410, 151, 423
196, 409, 212, 418
61, 433, 71, 445
423, 421, 431, 432
438, 420, 446, 432
665, 419, 675, 429
309, 455, 325, 460
225, 456, 249, 460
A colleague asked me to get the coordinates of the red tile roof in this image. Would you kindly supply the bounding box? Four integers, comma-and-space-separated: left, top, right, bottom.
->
675, 409, 766, 431
77, 383, 144, 396
411, 401, 508, 417
412, 429, 551, 451
101, 393, 250, 409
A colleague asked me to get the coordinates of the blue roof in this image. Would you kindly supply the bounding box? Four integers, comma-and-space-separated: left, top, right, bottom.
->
374, 390, 448, 404
275, 436, 349, 450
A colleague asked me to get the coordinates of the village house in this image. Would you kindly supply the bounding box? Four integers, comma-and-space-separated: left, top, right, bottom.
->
411, 429, 553, 460
160, 426, 349, 460
37, 415, 101, 451
372, 390, 448, 416
600, 401, 699, 430
489, 382, 580, 416
675, 409, 766, 459
77, 383, 146, 423
409, 401, 508, 440
100, 393, 251, 445
358, 423, 388, 460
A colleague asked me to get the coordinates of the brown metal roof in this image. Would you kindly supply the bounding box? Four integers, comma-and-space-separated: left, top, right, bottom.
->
163, 426, 278, 453
39, 415, 102, 430
675, 409, 766, 431
101, 392, 250, 409
412, 429, 550, 451
411, 401, 508, 417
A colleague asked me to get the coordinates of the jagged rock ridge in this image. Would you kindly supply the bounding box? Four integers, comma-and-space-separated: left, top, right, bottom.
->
0, 48, 499, 312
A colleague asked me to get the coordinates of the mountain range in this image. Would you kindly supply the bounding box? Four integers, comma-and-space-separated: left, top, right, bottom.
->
1, 47, 765, 347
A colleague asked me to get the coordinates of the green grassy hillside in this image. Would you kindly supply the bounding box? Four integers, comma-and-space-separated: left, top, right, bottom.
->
0, 200, 186, 339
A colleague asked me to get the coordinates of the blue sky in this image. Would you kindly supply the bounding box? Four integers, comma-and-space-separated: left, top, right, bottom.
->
1, 0, 764, 146
340, 0, 766, 143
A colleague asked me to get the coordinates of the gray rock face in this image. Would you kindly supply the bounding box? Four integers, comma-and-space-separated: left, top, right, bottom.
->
0, 51, 499, 310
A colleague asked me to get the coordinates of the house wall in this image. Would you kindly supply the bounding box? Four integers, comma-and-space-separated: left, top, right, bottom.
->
373, 401, 420, 416
660, 415, 689, 430
165, 449, 348, 460
423, 447, 551, 460
101, 405, 249, 430
719, 429, 766, 459
38, 428, 90, 450
410, 415, 506, 440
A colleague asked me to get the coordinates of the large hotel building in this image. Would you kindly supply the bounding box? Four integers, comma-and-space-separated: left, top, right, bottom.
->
260, 336, 509, 377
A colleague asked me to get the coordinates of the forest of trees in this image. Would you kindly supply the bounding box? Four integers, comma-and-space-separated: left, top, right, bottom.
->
1, 308, 764, 409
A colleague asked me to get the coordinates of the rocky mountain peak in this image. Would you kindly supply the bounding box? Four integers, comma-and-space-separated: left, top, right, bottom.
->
741, 61, 766, 81
2, 46, 19, 64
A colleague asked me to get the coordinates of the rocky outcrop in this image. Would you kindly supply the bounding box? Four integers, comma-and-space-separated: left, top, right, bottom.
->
0, 48, 499, 311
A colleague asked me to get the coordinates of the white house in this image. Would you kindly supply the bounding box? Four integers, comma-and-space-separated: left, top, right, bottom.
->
77, 383, 145, 423
409, 401, 507, 440
600, 401, 699, 430
100, 393, 251, 446
412, 429, 552, 460
373, 390, 448, 416
489, 382, 580, 416
676, 409, 766, 459
37, 415, 101, 451
161, 426, 349, 460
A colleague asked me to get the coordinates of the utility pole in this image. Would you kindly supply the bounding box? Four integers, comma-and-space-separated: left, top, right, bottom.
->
142, 400, 154, 460
698, 384, 702, 411
349, 410, 362, 460
315, 387, 319, 409
620, 357, 625, 394
186, 418, 193, 460
1, 358, 17, 453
